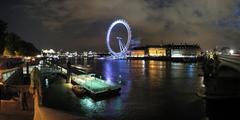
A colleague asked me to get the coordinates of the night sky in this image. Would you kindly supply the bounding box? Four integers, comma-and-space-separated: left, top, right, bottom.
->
0, 0, 240, 51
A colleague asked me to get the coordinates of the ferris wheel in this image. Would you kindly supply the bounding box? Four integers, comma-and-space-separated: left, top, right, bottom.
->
106, 19, 132, 58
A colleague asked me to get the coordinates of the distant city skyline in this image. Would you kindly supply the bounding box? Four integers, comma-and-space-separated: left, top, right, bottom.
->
0, 0, 240, 51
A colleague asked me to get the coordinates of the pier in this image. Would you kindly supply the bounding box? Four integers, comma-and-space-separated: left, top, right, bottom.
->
71, 74, 121, 97
38, 60, 121, 97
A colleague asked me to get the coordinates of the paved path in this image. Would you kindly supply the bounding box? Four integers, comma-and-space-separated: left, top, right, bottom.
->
0, 94, 34, 120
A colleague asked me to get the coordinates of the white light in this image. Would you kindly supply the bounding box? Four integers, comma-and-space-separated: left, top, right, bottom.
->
45, 78, 49, 88
42, 49, 55, 54
229, 49, 234, 55
36, 55, 42, 58
171, 54, 196, 58
171, 54, 184, 58
200, 77, 205, 87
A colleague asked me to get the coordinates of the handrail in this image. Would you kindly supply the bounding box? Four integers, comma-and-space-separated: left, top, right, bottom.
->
1, 67, 19, 82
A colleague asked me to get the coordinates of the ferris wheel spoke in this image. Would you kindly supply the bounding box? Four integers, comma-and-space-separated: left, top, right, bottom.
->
117, 37, 127, 52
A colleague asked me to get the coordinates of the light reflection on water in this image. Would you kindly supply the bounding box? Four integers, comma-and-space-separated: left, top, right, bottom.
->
79, 98, 106, 113
44, 59, 208, 120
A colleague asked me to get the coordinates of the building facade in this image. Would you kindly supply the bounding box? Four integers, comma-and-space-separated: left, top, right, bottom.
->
129, 44, 201, 60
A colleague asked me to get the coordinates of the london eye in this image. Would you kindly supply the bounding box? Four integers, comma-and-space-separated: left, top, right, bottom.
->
106, 19, 132, 58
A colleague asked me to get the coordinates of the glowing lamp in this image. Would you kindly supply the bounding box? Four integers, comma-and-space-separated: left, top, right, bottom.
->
229, 49, 234, 55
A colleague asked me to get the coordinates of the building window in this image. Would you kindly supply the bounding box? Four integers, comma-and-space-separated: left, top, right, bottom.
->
148, 48, 166, 57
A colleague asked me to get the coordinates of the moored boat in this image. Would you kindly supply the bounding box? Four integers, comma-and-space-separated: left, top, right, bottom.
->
72, 85, 86, 97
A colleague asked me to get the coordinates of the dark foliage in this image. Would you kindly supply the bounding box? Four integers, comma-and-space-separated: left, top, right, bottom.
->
0, 19, 7, 55
0, 19, 39, 56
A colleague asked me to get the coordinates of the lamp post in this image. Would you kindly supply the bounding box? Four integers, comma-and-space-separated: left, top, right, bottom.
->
0, 83, 3, 110
66, 61, 71, 83
24, 57, 31, 84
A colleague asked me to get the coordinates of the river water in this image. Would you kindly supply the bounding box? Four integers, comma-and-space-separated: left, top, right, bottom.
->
42, 58, 240, 120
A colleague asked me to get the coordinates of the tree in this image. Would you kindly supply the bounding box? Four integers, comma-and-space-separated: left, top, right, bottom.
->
0, 20, 39, 56
4, 33, 20, 54
0, 20, 7, 55
16, 39, 40, 56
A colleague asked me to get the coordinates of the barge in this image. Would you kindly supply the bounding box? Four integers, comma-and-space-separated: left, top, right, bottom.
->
71, 74, 121, 98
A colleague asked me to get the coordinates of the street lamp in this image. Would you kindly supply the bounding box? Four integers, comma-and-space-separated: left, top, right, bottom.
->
0, 83, 3, 110
229, 49, 234, 55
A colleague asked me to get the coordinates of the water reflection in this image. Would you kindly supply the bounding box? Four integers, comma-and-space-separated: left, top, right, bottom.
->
47, 58, 209, 119
187, 64, 194, 77
79, 98, 106, 114
104, 61, 114, 85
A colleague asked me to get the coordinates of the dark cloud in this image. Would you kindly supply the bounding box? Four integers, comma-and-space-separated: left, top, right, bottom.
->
145, 0, 176, 9
0, 0, 239, 51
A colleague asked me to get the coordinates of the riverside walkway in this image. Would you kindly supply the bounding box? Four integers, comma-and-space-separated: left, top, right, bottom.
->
0, 67, 34, 120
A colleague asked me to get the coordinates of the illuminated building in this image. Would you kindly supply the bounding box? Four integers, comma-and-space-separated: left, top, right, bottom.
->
171, 49, 201, 58
170, 45, 201, 58
148, 47, 166, 57
129, 46, 145, 58
129, 45, 167, 58
130, 50, 145, 58
128, 44, 201, 61
42, 49, 56, 57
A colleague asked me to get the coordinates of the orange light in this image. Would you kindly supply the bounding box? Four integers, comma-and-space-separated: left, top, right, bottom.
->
148, 48, 166, 57
130, 50, 145, 57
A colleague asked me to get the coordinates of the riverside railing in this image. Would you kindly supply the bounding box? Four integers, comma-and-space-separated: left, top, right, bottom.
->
1, 68, 19, 83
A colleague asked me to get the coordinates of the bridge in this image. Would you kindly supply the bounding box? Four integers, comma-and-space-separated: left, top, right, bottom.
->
198, 55, 240, 99
218, 55, 240, 74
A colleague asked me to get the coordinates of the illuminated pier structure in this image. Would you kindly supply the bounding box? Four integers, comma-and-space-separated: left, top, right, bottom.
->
34, 61, 121, 99
71, 74, 121, 97
129, 44, 202, 61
